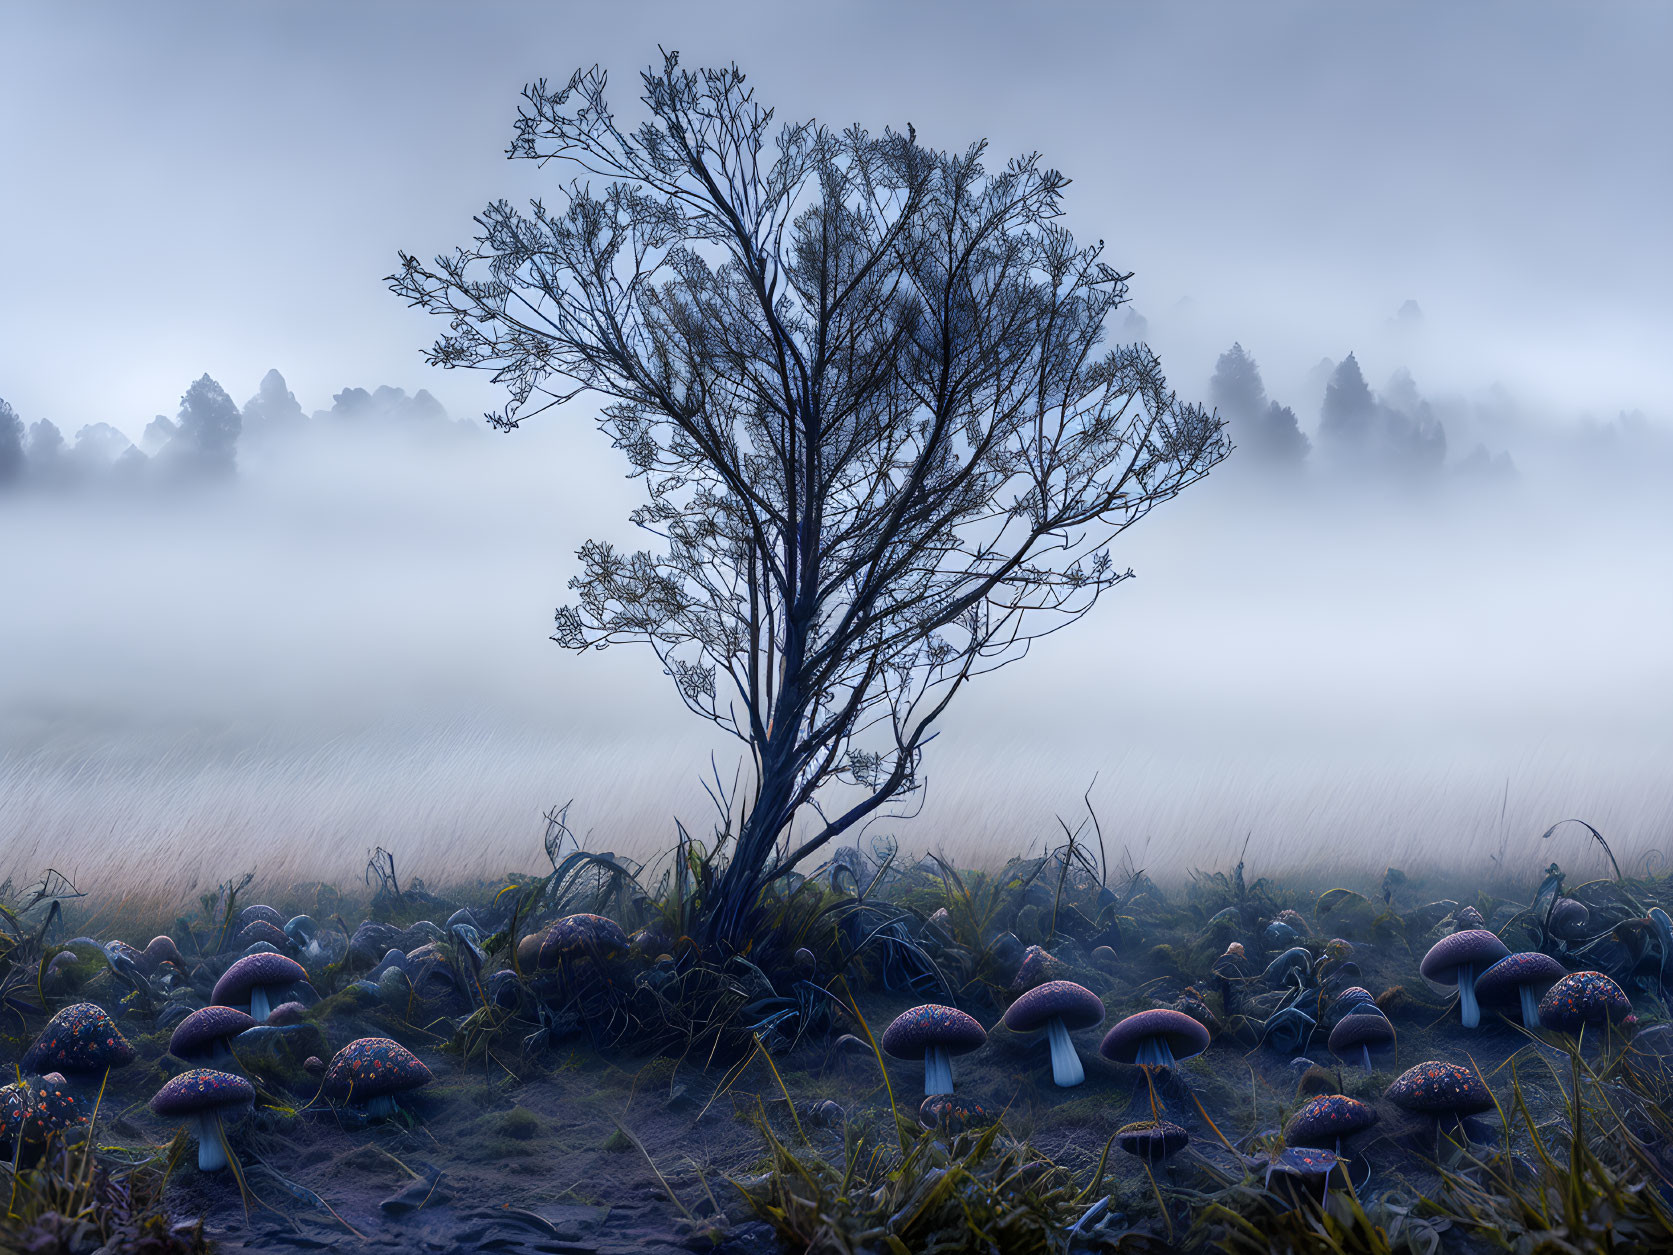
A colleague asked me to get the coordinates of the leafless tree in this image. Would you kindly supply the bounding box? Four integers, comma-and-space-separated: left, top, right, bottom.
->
390, 53, 1228, 947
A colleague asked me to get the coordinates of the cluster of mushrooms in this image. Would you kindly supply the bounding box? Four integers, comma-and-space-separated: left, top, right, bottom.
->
1, 886, 1650, 1182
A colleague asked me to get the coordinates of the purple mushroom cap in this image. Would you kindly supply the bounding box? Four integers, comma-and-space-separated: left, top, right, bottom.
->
1327, 1007, 1395, 1072
150, 1068, 255, 1172
537, 914, 629, 971
1548, 898, 1589, 940
1475, 952, 1568, 1028
232, 920, 290, 952
1285, 1094, 1379, 1148
236, 904, 285, 930
881, 1005, 987, 1096
1002, 980, 1105, 1088
1537, 971, 1633, 1033
22, 1003, 136, 1074
212, 953, 310, 1022
1385, 1061, 1493, 1117
169, 1006, 258, 1062
1099, 1008, 1211, 1069
322, 1037, 432, 1116
144, 936, 185, 971
1332, 987, 1375, 1013
1114, 1120, 1190, 1162
1419, 930, 1510, 1029
1003, 981, 1106, 1034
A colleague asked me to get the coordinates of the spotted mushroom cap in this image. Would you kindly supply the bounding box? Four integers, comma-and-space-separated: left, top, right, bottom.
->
1385, 1061, 1493, 1116
212, 953, 309, 1007
537, 914, 629, 969
1003, 981, 1106, 1034
1285, 1094, 1379, 1147
1266, 1146, 1343, 1181
1474, 952, 1567, 1007
236, 904, 285, 930
1114, 1120, 1190, 1162
232, 920, 290, 951
322, 1037, 433, 1102
1537, 971, 1633, 1032
150, 1068, 255, 1119
1099, 1008, 1211, 1065
881, 1005, 987, 1060
169, 1006, 257, 1059
1419, 930, 1510, 986
917, 1094, 995, 1133
0, 1077, 88, 1152
22, 1003, 136, 1074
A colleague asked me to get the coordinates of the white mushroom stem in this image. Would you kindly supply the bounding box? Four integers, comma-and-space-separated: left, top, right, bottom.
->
1361, 1045, 1372, 1073
249, 986, 273, 1023
1518, 985, 1540, 1029
1455, 965, 1480, 1028
1045, 1018, 1085, 1087
191, 1112, 231, 1172
923, 1044, 954, 1095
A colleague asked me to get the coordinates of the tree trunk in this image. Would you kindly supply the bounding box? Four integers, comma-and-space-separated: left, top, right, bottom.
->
704, 743, 799, 950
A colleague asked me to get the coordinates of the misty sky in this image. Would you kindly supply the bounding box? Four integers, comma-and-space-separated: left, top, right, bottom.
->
2, 3, 1670, 895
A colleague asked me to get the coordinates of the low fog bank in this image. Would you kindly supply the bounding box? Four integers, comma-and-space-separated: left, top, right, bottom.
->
2, 355, 1669, 906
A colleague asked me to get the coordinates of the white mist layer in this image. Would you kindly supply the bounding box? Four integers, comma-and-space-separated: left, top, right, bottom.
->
1, 413, 1669, 905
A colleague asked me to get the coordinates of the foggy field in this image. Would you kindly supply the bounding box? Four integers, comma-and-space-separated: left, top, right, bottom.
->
4, 411, 1669, 909
2, 716, 1670, 907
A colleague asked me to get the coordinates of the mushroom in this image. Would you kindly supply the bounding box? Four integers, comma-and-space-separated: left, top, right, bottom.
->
169, 1006, 257, 1065
212, 952, 311, 1022
1385, 1060, 1493, 1123
1001, 980, 1105, 1087
150, 1068, 254, 1172
232, 920, 290, 952
0, 1075, 88, 1165
22, 1003, 136, 1076
1099, 1008, 1211, 1071
1284, 1094, 1378, 1153
1114, 1119, 1189, 1164
322, 1037, 433, 1117
143, 936, 185, 972
1537, 971, 1633, 1035
265, 1001, 308, 1026
881, 1005, 987, 1095
1330, 987, 1376, 1016
1327, 1007, 1394, 1072
1419, 930, 1510, 1028
537, 914, 629, 970
1473, 952, 1567, 1028
917, 1094, 995, 1135
236, 904, 285, 931
1548, 898, 1589, 941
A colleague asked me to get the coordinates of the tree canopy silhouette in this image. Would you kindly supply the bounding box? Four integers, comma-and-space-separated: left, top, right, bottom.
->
390, 53, 1228, 946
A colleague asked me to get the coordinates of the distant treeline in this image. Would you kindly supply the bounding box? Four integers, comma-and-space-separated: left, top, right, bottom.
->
5, 345, 1657, 495
0, 369, 473, 491
1206, 340, 1515, 481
